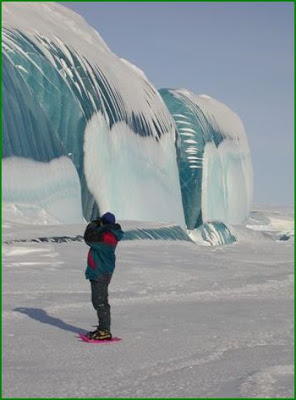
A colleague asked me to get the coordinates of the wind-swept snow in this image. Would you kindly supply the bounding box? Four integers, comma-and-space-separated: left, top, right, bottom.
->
2, 207, 294, 398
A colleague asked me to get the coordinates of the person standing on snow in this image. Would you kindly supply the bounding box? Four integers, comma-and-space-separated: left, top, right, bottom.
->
84, 212, 124, 340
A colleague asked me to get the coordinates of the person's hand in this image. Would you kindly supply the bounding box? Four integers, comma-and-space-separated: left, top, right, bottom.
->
94, 218, 102, 227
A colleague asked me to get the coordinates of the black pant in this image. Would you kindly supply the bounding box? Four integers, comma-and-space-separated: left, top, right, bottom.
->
90, 280, 111, 331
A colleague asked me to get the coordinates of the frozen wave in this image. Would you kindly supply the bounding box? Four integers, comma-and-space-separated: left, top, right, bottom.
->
2, 2, 179, 223
2, 2, 253, 235
2, 157, 83, 224
160, 89, 253, 229
84, 112, 184, 225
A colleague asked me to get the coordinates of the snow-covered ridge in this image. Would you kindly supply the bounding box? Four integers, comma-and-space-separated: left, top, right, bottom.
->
2, 3, 173, 139
176, 89, 249, 143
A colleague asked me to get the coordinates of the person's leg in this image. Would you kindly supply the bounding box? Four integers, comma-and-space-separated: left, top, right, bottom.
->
90, 280, 111, 332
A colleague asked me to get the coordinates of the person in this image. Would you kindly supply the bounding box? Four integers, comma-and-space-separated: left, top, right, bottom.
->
84, 212, 124, 340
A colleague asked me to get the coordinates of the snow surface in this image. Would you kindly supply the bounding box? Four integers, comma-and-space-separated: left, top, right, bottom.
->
2, 206, 294, 398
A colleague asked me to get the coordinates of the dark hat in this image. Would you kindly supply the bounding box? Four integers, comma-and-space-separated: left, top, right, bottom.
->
101, 212, 116, 225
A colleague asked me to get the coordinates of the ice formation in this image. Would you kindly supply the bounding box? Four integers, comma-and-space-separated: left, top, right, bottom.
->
2, 2, 253, 236
159, 89, 253, 229
188, 221, 236, 246
2, 2, 184, 226
2, 157, 83, 224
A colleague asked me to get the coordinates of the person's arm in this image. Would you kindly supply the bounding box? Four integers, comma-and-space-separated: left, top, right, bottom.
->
84, 221, 104, 245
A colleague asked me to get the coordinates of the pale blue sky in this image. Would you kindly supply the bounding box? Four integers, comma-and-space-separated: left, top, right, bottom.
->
61, 1, 294, 206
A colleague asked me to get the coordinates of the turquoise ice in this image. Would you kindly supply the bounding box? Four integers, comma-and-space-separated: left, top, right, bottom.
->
2, 2, 252, 242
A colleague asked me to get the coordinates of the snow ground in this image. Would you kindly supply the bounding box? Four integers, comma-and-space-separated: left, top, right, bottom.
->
2, 207, 294, 398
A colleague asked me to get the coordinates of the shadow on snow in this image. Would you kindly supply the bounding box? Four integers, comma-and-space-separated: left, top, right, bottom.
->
14, 307, 85, 334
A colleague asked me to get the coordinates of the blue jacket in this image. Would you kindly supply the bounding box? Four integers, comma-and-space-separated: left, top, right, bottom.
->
84, 222, 124, 282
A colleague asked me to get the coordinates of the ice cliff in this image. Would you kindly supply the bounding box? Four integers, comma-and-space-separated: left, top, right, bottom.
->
2, 2, 253, 237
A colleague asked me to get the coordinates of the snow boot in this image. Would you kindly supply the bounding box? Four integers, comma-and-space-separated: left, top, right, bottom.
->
86, 327, 112, 340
